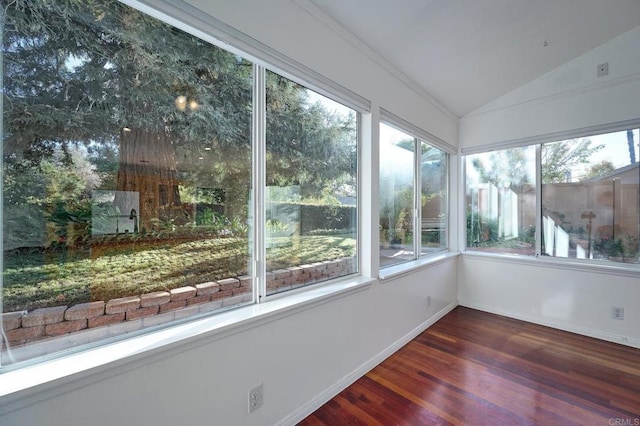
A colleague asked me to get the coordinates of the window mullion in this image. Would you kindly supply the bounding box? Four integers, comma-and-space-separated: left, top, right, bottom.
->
535, 144, 542, 257
252, 64, 267, 302
414, 138, 421, 259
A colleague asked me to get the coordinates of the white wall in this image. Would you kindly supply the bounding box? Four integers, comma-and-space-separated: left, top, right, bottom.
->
460, 25, 640, 147
183, 0, 457, 143
459, 256, 640, 347
0, 0, 459, 425
459, 26, 640, 348
1, 260, 458, 426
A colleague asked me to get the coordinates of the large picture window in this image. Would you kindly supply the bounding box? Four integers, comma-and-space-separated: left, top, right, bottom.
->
542, 129, 639, 262
465, 147, 536, 255
264, 72, 358, 296
464, 127, 639, 265
379, 122, 448, 268
1, 0, 360, 367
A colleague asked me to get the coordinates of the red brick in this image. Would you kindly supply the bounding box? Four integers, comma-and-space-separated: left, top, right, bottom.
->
158, 300, 186, 313
45, 319, 87, 336
195, 281, 220, 295
140, 291, 171, 307
238, 275, 252, 287
105, 296, 140, 314
126, 306, 159, 321
211, 289, 233, 300
88, 313, 126, 328
301, 264, 316, 273
170, 286, 197, 302
65, 301, 105, 320
288, 266, 304, 276
22, 306, 67, 327
187, 295, 211, 305
276, 284, 292, 292
218, 278, 240, 291
1, 311, 24, 331
232, 286, 251, 296
284, 276, 298, 285
312, 262, 327, 271
6, 326, 44, 342
273, 269, 291, 279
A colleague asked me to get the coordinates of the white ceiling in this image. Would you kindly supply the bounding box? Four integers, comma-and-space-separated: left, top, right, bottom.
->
307, 0, 640, 117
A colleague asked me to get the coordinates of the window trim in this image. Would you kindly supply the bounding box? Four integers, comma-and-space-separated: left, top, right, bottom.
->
380, 109, 456, 155
460, 118, 640, 155
462, 120, 640, 270
124, 0, 371, 113
252, 64, 267, 303
0, 276, 375, 413
378, 251, 459, 281
1, 0, 368, 370
378, 114, 452, 270
462, 250, 639, 279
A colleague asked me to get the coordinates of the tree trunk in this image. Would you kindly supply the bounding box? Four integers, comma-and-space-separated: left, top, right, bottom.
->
115, 128, 182, 233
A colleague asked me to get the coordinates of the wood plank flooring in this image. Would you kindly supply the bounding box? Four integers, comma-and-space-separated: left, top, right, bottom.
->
299, 307, 640, 425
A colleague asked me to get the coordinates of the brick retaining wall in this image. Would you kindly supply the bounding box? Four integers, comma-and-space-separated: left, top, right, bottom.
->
1, 257, 355, 349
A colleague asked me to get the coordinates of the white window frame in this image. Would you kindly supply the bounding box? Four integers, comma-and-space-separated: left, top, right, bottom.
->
460, 118, 640, 278
0, 0, 371, 372
378, 109, 455, 279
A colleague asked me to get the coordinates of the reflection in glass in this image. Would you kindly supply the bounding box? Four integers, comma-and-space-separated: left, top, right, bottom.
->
379, 124, 415, 267
2, 0, 252, 364
265, 71, 358, 295
466, 147, 536, 255
421, 142, 448, 254
542, 130, 639, 263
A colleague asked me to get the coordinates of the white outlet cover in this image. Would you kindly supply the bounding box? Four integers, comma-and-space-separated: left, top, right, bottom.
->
248, 383, 264, 413
612, 306, 624, 320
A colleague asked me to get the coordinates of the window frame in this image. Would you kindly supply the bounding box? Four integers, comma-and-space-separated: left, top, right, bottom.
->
461, 118, 640, 275
0, 0, 370, 371
378, 109, 454, 274
258, 69, 362, 302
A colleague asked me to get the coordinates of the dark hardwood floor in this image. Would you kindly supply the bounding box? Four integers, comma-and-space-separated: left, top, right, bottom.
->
299, 307, 640, 425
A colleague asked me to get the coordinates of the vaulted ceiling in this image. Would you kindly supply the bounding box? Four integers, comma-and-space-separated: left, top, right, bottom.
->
307, 0, 640, 117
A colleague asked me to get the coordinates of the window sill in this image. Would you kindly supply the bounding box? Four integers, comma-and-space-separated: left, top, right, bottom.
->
379, 251, 459, 281
0, 275, 375, 414
462, 251, 640, 278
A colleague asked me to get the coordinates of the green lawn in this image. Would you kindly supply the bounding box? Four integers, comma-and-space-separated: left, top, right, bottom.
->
2, 235, 355, 312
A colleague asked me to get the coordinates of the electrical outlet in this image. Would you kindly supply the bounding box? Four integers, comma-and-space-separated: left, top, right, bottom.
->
426, 295, 431, 307
612, 306, 624, 320
248, 383, 264, 413
597, 62, 609, 77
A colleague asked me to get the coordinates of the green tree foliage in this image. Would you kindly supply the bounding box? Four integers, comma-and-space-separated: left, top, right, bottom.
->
541, 139, 603, 183
584, 160, 616, 180
266, 72, 356, 199
471, 147, 532, 189
3, 0, 356, 239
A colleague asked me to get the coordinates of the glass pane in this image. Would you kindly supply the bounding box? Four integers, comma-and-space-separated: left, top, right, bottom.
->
379, 123, 415, 267
541, 130, 639, 263
2, 1, 253, 365
421, 142, 448, 254
466, 147, 536, 255
265, 71, 357, 296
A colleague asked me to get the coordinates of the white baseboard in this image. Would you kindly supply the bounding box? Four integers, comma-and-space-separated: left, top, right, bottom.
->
460, 301, 640, 349
277, 300, 459, 426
